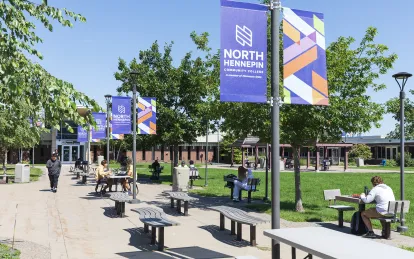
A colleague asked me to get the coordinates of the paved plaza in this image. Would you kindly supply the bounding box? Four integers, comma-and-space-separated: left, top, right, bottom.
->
0, 165, 413, 259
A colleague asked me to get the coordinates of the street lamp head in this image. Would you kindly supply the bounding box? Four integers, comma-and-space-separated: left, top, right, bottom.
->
393, 72, 412, 80
393, 72, 412, 91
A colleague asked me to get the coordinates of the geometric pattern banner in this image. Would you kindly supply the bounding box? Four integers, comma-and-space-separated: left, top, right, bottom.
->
283, 8, 329, 106
137, 97, 156, 135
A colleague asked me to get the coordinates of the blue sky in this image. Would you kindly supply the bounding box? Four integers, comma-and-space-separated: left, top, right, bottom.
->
34, 0, 413, 136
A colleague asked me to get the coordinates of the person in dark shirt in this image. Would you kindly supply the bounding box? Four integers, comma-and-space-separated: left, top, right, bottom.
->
152, 160, 160, 170
46, 153, 61, 193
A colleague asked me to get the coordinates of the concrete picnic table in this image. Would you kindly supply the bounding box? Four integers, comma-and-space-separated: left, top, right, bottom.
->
108, 173, 130, 192
336, 195, 374, 212
264, 227, 414, 259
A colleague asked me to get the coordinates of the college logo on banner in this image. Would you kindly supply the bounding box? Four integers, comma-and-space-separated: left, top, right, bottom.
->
77, 126, 88, 142
111, 96, 131, 134
220, 0, 268, 103
91, 112, 107, 139
283, 8, 328, 105
137, 97, 156, 135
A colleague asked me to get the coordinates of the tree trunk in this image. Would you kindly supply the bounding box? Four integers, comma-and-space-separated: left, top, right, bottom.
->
293, 146, 305, 212
174, 145, 179, 167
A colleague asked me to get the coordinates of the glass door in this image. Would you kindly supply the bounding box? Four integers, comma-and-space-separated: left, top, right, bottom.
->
71, 146, 79, 161
63, 146, 70, 162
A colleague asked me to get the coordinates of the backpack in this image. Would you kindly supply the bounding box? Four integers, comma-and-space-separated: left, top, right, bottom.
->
350, 211, 367, 235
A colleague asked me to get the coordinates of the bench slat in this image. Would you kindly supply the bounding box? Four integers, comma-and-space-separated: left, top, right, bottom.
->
210, 206, 269, 226
131, 207, 179, 227
166, 192, 198, 201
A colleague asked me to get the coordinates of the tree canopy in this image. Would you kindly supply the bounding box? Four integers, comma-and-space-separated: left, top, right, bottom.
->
386, 93, 414, 139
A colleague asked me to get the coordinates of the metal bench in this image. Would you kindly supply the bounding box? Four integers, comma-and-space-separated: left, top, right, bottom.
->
209, 206, 270, 246
224, 176, 260, 203
377, 200, 410, 239
166, 192, 198, 216
109, 193, 131, 217
323, 189, 355, 227
131, 207, 180, 251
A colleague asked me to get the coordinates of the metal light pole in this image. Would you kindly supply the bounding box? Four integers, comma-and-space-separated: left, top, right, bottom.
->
263, 143, 269, 201
393, 72, 412, 233
129, 71, 140, 203
217, 123, 220, 164
271, 0, 281, 258
205, 120, 209, 187
105, 95, 112, 169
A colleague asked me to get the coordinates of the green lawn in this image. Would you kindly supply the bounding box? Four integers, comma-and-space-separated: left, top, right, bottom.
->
0, 243, 20, 259
401, 246, 414, 252
3, 166, 44, 182
353, 165, 414, 171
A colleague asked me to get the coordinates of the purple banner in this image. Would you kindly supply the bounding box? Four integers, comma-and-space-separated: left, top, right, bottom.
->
220, 0, 268, 103
91, 112, 106, 139
112, 96, 131, 134
77, 126, 88, 142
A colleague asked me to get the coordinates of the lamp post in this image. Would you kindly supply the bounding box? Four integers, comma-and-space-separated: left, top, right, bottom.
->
104, 94, 112, 170
393, 72, 412, 233
205, 119, 209, 187
129, 71, 140, 203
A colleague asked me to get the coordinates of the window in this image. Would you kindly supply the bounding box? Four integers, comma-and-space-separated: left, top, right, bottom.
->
179, 146, 182, 160
161, 146, 164, 160
196, 147, 200, 160
40, 148, 44, 156
187, 146, 191, 160
142, 148, 146, 160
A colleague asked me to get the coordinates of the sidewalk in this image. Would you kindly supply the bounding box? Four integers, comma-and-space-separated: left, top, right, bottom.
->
0, 165, 413, 259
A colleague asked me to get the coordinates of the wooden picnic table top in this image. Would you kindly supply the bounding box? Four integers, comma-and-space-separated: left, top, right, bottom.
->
108, 175, 130, 179
336, 195, 365, 204
264, 227, 414, 259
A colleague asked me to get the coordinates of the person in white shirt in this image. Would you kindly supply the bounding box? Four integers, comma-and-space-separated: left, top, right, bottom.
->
233, 166, 254, 202
178, 161, 188, 168
360, 176, 395, 238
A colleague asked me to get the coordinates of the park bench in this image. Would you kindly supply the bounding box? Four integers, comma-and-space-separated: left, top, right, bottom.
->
109, 193, 131, 217
323, 189, 355, 227
224, 175, 260, 203
209, 206, 270, 246
264, 227, 414, 259
131, 207, 180, 251
376, 200, 410, 239
166, 192, 198, 216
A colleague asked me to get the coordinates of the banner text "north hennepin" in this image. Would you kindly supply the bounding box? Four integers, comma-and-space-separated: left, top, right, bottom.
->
223, 49, 265, 69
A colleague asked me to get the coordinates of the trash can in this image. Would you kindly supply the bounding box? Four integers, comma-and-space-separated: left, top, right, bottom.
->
97, 156, 104, 165
356, 158, 364, 167
15, 164, 30, 183
172, 167, 189, 192
279, 157, 285, 171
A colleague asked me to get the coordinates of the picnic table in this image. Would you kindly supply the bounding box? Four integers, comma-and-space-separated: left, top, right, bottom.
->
336, 195, 373, 211
264, 227, 414, 259
108, 173, 130, 192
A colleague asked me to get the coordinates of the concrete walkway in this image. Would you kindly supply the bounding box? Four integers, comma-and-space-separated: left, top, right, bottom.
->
0, 165, 413, 259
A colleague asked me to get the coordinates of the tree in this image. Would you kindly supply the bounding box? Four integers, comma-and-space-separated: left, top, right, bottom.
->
349, 144, 372, 160
220, 2, 397, 212
115, 32, 219, 166
385, 94, 414, 139
0, 0, 100, 157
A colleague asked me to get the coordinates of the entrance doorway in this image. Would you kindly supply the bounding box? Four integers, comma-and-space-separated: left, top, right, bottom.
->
61, 145, 80, 163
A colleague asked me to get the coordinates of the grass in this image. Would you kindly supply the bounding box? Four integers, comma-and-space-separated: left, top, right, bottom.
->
2, 166, 44, 182
0, 244, 20, 259
401, 246, 414, 252
354, 165, 414, 171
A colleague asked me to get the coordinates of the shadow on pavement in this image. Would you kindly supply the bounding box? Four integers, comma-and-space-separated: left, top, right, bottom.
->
116, 246, 232, 259
39, 189, 51, 192
199, 225, 250, 248
101, 206, 129, 219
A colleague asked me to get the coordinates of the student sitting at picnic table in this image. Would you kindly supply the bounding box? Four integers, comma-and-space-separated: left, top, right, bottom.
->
359, 176, 395, 238
95, 160, 113, 194
121, 157, 133, 195
233, 166, 253, 202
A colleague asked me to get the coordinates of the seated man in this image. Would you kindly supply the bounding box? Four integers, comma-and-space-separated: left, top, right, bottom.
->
360, 176, 395, 238
233, 166, 253, 202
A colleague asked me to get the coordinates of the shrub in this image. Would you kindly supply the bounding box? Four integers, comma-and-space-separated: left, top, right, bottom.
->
396, 152, 414, 167
349, 144, 372, 160
384, 159, 397, 167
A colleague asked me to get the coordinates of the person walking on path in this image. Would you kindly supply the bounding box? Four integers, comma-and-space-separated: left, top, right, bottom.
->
46, 153, 61, 193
